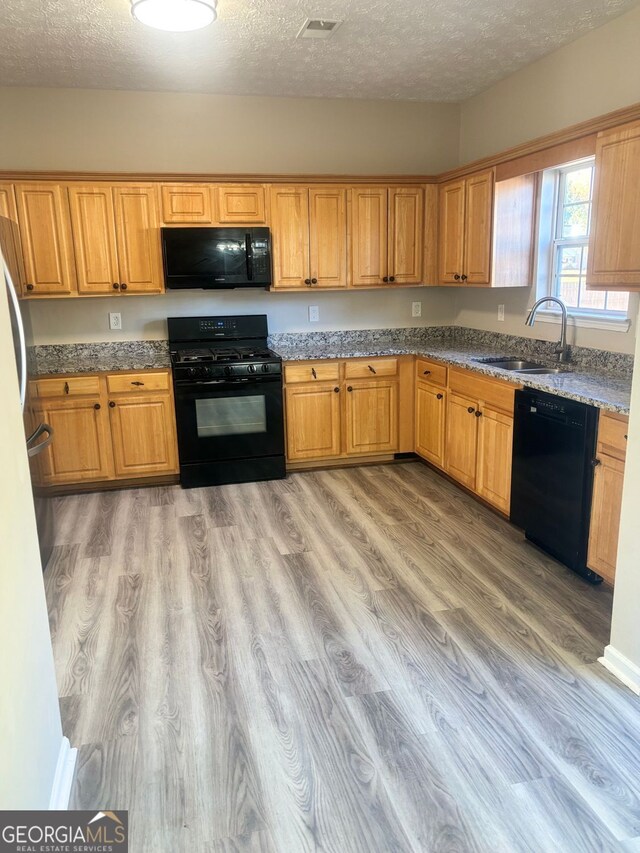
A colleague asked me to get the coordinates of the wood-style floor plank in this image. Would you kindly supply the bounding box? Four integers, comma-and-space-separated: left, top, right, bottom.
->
46, 462, 640, 852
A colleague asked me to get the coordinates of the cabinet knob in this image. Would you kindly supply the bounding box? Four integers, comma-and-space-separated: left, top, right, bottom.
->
311, 278, 318, 285
131, 381, 145, 386
591, 458, 601, 467
94, 403, 101, 410
454, 274, 461, 281
347, 385, 353, 392
304, 278, 312, 285
113, 282, 120, 290
383, 276, 389, 282
467, 406, 475, 413
437, 393, 443, 400
423, 369, 431, 375
109, 401, 116, 408
368, 365, 377, 374
64, 381, 69, 395
334, 386, 339, 393
26, 283, 34, 291
120, 283, 128, 291
389, 276, 395, 282
311, 367, 317, 379
461, 274, 468, 281
475, 410, 482, 417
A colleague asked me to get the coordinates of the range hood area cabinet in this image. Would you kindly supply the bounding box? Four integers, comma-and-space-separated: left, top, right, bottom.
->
587, 120, 640, 290
437, 169, 537, 288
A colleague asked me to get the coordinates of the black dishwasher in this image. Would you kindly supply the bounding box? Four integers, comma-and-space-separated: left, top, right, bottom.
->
510, 388, 601, 583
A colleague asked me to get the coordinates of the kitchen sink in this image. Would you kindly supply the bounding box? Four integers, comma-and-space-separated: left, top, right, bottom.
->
472, 357, 570, 375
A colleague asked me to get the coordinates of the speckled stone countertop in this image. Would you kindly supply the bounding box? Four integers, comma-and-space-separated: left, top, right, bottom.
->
29, 341, 170, 376
270, 327, 633, 415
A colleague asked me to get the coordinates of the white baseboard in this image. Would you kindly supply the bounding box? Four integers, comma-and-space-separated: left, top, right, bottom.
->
48, 737, 78, 810
599, 645, 640, 695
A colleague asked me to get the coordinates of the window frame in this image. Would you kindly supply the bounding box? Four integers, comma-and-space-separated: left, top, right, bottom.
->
535, 157, 631, 326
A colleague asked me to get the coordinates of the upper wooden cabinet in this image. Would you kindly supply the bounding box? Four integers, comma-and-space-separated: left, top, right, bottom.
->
587, 121, 640, 290
438, 170, 535, 288
351, 186, 424, 287
0, 183, 26, 292
216, 185, 267, 224
67, 184, 163, 295
270, 186, 347, 289
161, 184, 213, 224
14, 184, 76, 296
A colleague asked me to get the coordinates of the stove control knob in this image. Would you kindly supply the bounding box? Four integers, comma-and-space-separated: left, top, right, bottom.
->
224, 365, 233, 376
248, 364, 257, 373
188, 367, 197, 377
261, 363, 270, 373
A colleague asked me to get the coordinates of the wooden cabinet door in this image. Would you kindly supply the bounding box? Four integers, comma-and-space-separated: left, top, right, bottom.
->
32, 398, 113, 484
415, 381, 446, 468
161, 184, 213, 224
113, 185, 163, 294
14, 183, 76, 295
270, 187, 310, 289
476, 406, 513, 513
68, 185, 120, 294
445, 393, 478, 489
0, 183, 26, 293
587, 121, 640, 289
345, 380, 398, 455
0, 183, 17, 220
464, 169, 494, 285
108, 394, 178, 478
308, 187, 347, 288
389, 187, 423, 284
216, 185, 266, 224
285, 383, 341, 460
587, 454, 625, 584
350, 188, 388, 287
438, 180, 466, 284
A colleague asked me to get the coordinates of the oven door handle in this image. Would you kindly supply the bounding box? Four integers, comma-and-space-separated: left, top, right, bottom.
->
175, 376, 282, 393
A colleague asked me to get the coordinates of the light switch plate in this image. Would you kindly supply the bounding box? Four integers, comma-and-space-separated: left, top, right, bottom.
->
109, 312, 122, 331
412, 301, 422, 318
309, 305, 320, 323
498, 304, 505, 322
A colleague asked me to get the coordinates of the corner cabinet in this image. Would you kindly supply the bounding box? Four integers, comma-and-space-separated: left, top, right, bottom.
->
587, 121, 640, 290
438, 170, 535, 288
351, 187, 424, 287
28, 369, 178, 488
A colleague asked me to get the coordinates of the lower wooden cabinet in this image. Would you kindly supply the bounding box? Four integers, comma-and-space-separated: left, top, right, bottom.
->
476, 406, 514, 514
415, 381, 446, 468
345, 380, 398, 454
587, 412, 628, 584
445, 393, 478, 489
285, 383, 342, 461
31, 396, 113, 485
29, 369, 178, 487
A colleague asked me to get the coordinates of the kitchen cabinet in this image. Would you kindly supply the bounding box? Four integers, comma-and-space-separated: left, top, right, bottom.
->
161, 184, 214, 224
444, 368, 517, 513
345, 380, 398, 454
216, 185, 267, 224
415, 358, 448, 468
587, 120, 640, 290
29, 369, 178, 487
14, 183, 76, 296
270, 186, 347, 289
438, 170, 535, 288
0, 184, 26, 292
112, 185, 163, 294
285, 383, 342, 461
67, 185, 120, 295
587, 412, 628, 584
351, 187, 424, 287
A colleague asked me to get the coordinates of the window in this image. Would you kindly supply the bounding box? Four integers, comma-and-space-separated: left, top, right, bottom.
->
538, 158, 629, 320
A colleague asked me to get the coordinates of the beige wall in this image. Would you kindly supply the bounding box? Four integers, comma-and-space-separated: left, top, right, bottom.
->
459, 4, 640, 164
0, 87, 460, 175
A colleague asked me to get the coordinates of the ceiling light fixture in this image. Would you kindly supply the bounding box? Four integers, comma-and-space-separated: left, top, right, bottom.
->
131, 0, 217, 32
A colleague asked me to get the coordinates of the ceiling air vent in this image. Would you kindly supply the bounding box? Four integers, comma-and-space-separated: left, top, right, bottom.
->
297, 18, 343, 39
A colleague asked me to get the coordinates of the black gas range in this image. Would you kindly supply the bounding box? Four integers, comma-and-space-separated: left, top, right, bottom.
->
168, 315, 285, 488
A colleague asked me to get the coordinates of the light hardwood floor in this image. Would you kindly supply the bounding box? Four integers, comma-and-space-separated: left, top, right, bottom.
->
44, 462, 640, 852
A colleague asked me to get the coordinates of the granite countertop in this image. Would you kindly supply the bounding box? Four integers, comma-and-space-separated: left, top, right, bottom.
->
29, 341, 171, 376
270, 329, 633, 415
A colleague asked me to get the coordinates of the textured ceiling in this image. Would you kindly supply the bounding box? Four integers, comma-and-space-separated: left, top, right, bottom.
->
0, 0, 637, 101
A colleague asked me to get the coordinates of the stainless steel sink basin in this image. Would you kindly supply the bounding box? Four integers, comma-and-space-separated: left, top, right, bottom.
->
517, 367, 567, 375
471, 357, 570, 375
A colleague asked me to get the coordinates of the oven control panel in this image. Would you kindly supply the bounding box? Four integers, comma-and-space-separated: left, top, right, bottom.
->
173, 360, 282, 383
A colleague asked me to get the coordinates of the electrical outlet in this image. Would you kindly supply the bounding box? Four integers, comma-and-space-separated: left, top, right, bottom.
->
412, 301, 422, 318
497, 304, 505, 322
109, 312, 122, 331
308, 305, 320, 323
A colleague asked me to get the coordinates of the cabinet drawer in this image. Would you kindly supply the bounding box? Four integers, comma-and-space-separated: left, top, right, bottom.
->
344, 358, 398, 379
415, 358, 447, 387
31, 375, 101, 398
597, 412, 628, 460
107, 371, 171, 394
449, 368, 517, 414
284, 362, 340, 384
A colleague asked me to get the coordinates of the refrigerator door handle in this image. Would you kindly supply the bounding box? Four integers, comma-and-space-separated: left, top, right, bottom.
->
4, 257, 27, 411
26, 423, 54, 457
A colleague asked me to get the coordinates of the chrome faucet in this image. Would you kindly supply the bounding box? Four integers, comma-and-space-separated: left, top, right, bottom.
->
525, 296, 570, 364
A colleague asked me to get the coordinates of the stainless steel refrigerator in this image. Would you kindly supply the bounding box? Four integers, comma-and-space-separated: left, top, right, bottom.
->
1, 215, 55, 568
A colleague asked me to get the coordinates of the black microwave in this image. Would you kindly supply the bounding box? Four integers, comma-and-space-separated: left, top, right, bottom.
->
161, 227, 272, 289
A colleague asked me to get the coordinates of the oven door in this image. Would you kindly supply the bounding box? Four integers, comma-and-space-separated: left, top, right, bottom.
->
174, 376, 284, 464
